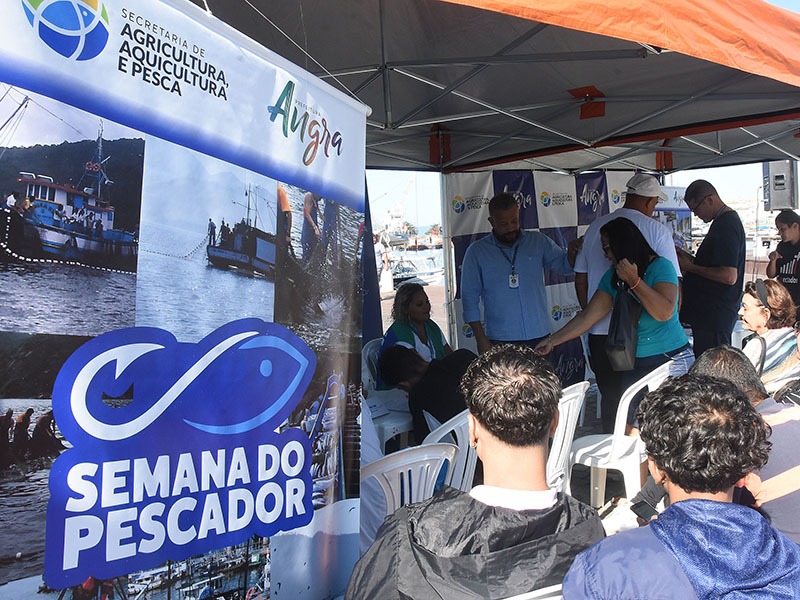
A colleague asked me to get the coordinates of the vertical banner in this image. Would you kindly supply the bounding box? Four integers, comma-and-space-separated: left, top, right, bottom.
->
0, 0, 366, 598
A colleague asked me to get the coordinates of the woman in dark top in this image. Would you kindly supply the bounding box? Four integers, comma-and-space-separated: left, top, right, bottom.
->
767, 210, 800, 318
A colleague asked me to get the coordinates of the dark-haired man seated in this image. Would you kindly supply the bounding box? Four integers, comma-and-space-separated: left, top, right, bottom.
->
347, 345, 604, 600
378, 344, 476, 441
564, 374, 800, 598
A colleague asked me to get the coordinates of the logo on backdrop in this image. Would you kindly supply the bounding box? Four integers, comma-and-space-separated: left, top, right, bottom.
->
462, 323, 474, 338
539, 190, 571, 208
551, 302, 580, 321
44, 319, 316, 588
268, 80, 344, 167
451, 194, 488, 213
22, 0, 110, 60
578, 183, 605, 213
610, 188, 624, 207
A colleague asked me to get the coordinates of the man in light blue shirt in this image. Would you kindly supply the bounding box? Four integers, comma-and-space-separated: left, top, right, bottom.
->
461, 193, 574, 353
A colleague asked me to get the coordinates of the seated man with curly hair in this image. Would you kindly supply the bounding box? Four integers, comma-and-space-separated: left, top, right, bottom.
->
347, 345, 604, 600
564, 374, 800, 598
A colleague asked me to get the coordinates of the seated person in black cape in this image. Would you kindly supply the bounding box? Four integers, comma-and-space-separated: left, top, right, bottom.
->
347, 345, 605, 600
378, 343, 476, 441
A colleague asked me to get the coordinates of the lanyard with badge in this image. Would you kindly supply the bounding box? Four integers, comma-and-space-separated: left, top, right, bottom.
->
499, 243, 520, 288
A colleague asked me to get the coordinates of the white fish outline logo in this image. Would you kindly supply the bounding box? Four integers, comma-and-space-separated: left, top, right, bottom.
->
64, 321, 314, 441
70, 331, 259, 440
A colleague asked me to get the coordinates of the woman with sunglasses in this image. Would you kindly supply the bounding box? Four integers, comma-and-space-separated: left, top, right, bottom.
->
767, 210, 800, 319
536, 217, 693, 418
739, 278, 800, 396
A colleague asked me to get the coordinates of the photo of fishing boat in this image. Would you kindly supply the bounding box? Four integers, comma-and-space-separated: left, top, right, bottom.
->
0, 89, 142, 273
0, 83, 142, 337
135, 137, 277, 342
206, 184, 276, 278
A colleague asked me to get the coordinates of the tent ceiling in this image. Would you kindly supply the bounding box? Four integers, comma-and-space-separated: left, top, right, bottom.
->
187, 0, 800, 174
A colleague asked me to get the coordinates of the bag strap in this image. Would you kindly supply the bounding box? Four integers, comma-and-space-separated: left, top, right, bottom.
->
742, 332, 766, 376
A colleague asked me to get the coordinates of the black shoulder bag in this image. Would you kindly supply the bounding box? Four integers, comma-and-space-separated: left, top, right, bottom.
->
605, 279, 643, 372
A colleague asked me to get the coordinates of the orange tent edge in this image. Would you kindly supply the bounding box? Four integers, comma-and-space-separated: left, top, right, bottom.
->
442, 0, 800, 89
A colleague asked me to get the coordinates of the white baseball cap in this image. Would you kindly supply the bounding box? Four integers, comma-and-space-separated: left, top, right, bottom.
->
626, 172, 668, 202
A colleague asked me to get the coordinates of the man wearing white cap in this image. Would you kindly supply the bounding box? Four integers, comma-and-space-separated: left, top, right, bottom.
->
573, 172, 680, 433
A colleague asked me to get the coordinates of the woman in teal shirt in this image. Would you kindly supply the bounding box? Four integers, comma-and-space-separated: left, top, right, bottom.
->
536, 218, 693, 421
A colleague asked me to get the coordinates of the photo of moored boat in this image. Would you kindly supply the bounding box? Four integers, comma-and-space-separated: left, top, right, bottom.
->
0, 83, 142, 337
206, 184, 276, 278
1, 127, 139, 272
0, 87, 143, 273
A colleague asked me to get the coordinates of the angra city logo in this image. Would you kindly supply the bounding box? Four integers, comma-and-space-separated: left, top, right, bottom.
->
22, 0, 110, 60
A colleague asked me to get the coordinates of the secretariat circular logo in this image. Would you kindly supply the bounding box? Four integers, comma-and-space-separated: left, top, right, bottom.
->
551, 305, 563, 321
22, 0, 110, 61
462, 324, 474, 338
540, 192, 552, 207
611, 188, 623, 206
452, 196, 465, 214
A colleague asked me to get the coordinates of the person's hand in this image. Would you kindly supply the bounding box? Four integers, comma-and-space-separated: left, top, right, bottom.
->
476, 334, 493, 354
676, 248, 694, 271
768, 250, 782, 262
567, 236, 583, 265
615, 258, 639, 287
534, 338, 554, 355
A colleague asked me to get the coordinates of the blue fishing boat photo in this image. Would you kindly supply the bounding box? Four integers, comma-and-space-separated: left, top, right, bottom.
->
1, 123, 139, 272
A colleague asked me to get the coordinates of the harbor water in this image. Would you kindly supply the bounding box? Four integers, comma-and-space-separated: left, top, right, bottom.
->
136, 223, 275, 342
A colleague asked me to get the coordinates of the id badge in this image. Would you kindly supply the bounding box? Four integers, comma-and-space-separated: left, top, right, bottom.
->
509, 273, 519, 288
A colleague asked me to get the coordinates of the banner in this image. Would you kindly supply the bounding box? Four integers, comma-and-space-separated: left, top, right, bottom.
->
0, 0, 366, 598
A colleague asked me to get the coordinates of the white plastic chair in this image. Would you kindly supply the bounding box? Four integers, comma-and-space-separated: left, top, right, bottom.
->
569, 362, 671, 507
422, 409, 476, 492
547, 381, 589, 493
361, 337, 383, 392
360, 443, 458, 515
423, 410, 443, 436
362, 337, 414, 452
503, 583, 563, 599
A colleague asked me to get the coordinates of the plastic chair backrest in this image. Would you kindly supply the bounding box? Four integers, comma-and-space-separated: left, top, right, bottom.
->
546, 381, 589, 492
502, 583, 563, 600
361, 338, 383, 391
610, 362, 671, 458
422, 409, 476, 492
361, 443, 458, 515
423, 410, 444, 437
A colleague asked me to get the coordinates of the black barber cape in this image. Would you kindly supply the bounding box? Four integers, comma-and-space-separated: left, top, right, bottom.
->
345, 486, 604, 600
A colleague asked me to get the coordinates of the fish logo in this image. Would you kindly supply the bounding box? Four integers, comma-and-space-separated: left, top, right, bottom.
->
21, 0, 110, 61
452, 196, 466, 214
45, 319, 317, 587
540, 192, 552, 207
53, 318, 316, 443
